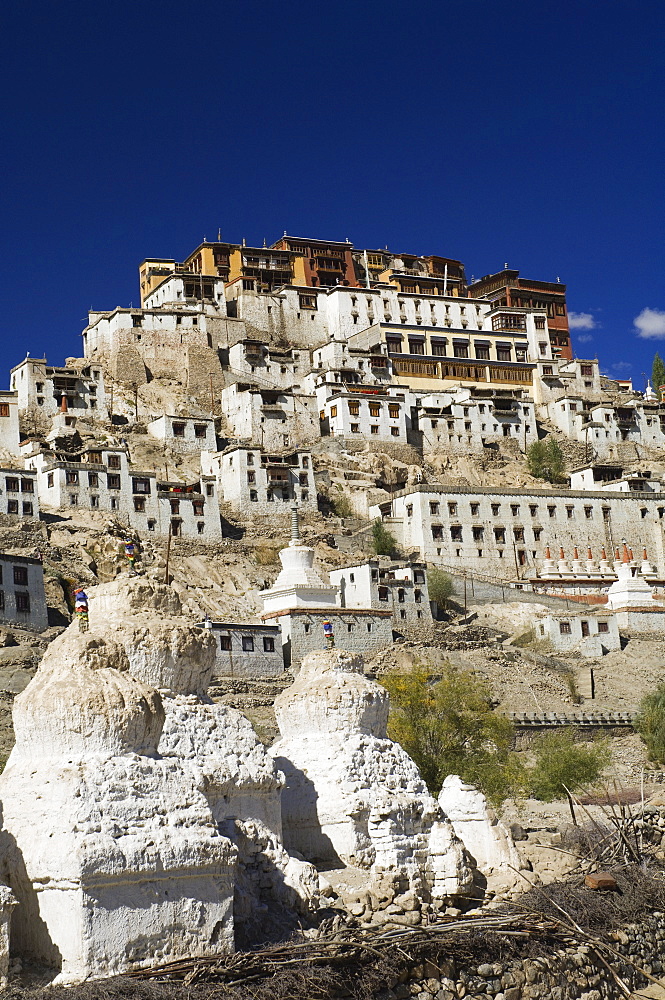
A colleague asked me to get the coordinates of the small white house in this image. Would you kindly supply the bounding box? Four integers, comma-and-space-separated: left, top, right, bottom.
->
329, 558, 431, 626
147, 415, 216, 454
535, 611, 620, 657
201, 621, 284, 678
0, 553, 48, 632
201, 446, 317, 516
319, 388, 407, 443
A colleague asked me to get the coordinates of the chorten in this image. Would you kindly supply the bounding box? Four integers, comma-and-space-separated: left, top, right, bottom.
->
262, 507, 337, 615
606, 543, 654, 610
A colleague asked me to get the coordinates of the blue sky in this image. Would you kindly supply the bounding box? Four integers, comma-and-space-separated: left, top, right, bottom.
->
1, 0, 664, 386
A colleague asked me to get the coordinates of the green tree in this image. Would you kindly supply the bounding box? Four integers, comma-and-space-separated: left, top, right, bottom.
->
527, 728, 610, 822
372, 519, 397, 556
331, 486, 353, 519
527, 437, 566, 483
427, 568, 454, 612
382, 665, 523, 804
652, 353, 665, 394
635, 684, 665, 763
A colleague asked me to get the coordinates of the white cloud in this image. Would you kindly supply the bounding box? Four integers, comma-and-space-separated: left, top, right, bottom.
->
634, 307, 665, 339
576, 333, 594, 344
611, 361, 632, 374
568, 311, 597, 330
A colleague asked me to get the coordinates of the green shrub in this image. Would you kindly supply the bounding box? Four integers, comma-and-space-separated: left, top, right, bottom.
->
527, 728, 610, 820
635, 683, 665, 763
372, 519, 397, 556
382, 665, 523, 804
427, 568, 454, 611
331, 487, 353, 519
527, 438, 565, 483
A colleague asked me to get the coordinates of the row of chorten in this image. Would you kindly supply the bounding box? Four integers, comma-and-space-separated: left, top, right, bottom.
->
539, 543, 656, 579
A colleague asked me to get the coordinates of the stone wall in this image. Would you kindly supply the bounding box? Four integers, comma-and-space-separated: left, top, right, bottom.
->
281, 609, 394, 668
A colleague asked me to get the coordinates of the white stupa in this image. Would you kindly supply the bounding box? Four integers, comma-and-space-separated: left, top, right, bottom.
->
606, 543, 654, 610
262, 507, 337, 615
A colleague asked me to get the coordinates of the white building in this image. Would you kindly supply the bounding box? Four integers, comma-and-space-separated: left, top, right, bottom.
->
220, 383, 319, 451
10, 358, 107, 421
570, 464, 663, 493
0, 553, 48, 632
201, 446, 316, 516
201, 621, 284, 678
147, 415, 216, 454
535, 611, 620, 657
0, 391, 20, 457
26, 447, 221, 540
0, 468, 39, 519
414, 386, 537, 454
226, 340, 312, 390
318, 386, 408, 443
329, 558, 431, 626
370, 484, 665, 582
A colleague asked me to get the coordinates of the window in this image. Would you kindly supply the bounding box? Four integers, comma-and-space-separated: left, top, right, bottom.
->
348, 401, 360, 416
370, 425, 379, 434
110, 497, 118, 510
133, 477, 151, 494
406, 504, 413, 517
88, 472, 98, 487
497, 347, 512, 362
107, 474, 121, 489
219, 635, 231, 651
602, 507, 611, 521
581, 620, 590, 637
206, 483, 214, 496
304, 622, 311, 634
566, 506, 574, 519
580, 364, 593, 376
429, 502, 439, 515
13, 566, 28, 586
7, 500, 17, 514
107, 455, 121, 469
66, 471, 78, 485
542, 365, 553, 376
513, 527, 524, 542
559, 621, 571, 634
369, 404, 381, 417
90, 495, 99, 508
170, 499, 180, 515
134, 498, 145, 512
470, 503, 479, 516
431, 526, 443, 540
147, 519, 156, 531
21, 479, 33, 494
249, 490, 258, 502
475, 345, 490, 360
263, 636, 275, 652
170, 519, 181, 536
330, 405, 337, 418
194, 424, 207, 439
491, 503, 500, 516
351, 423, 360, 433
378, 586, 389, 601
548, 505, 556, 518
453, 344, 469, 358
472, 526, 484, 541
494, 528, 505, 543
585, 506, 593, 519
448, 502, 457, 515
22, 502, 33, 516
391, 427, 400, 436
510, 504, 519, 516
450, 525, 463, 541
388, 404, 400, 419
0, 403, 10, 418
598, 621, 609, 634
172, 422, 186, 437
535, 316, 546, 329
69, 494, 78, 506
246, 453, 254, 466
47, 473, 54, 488
16, 593, 30, 613
193, 502, 204, 516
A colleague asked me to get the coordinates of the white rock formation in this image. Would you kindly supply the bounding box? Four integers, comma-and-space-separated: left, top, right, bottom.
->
0, 631, 236, 983
89, 575, 320, 942
270, 648, 472, 900
438, 775, 520, 875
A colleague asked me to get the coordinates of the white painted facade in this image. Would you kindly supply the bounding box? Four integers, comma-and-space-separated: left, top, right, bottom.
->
371, 485, 665, 581
201, 446, 316, 516
26, 448, 221, 540
220, 383, 319, 451
329, 559, 431, 626
0, 391, 20, 456
226, 340, 312, 390
147, 415, 216, 454
10, 358, 107, 420
414, 387, 537, 454
0, 553, 48, 632
319, 387, 408, 442
570, 465, 664, 493
0, 468, 39, 519
535, 611, 620, 657
203, 621, 284, 678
